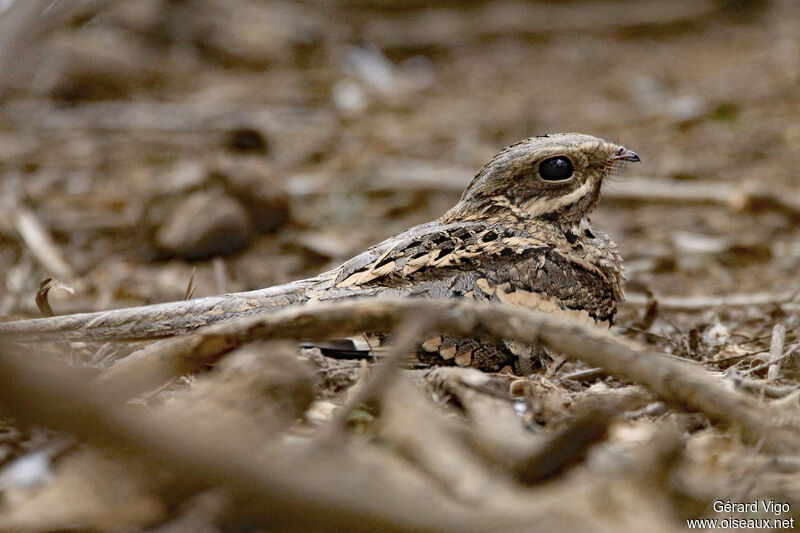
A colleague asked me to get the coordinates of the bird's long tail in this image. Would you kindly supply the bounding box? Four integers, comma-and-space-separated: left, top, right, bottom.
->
0, 277, 323, 343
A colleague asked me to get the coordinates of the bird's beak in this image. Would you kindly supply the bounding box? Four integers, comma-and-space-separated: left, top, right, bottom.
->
611, 148, 641, 162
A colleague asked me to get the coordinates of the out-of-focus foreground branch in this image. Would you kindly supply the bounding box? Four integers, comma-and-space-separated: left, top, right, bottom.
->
0, 342, 554, 533
97, 298, 800, 454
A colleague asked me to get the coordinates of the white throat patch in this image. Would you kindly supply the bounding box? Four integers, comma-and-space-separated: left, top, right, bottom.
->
521, 180, 595, 219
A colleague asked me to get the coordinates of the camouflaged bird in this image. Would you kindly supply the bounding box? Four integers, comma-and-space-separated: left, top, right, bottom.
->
0, 133, 640, 372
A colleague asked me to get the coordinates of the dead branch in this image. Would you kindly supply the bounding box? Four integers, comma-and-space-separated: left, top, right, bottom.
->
92, 298, 800, 454
422, 367, 541, 466
2, 100, 335, 134
728, 373, 798, 399
605, 177, 800, 218
323, 311, 435, 440
625, 291, 799, 311
14, 208, 75, 279
0, 0, 114, 97
768, 324, 787, 382
604, 177, 732, 204
514, 407, 613, 485
0, 345, 552, 533
419, 369, 646, 490
0, 0, 54, 96
371, 375, 509, 503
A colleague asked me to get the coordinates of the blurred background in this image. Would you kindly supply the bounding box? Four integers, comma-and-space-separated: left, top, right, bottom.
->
0, 0, 798, 319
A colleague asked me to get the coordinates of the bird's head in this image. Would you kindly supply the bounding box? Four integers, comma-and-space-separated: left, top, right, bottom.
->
443, 133, 640, 225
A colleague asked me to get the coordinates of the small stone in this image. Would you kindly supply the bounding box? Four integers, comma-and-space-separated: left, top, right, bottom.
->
667, 95, 707, 124
155, 190, 251, 259
332, 80, 368, 114
225, 128, 269, 154
39, 33, 162, 103
210, 156, 290, 233
672, 231, 729, 254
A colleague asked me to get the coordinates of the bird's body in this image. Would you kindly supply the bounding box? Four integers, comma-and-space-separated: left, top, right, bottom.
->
0, 133, 639, 372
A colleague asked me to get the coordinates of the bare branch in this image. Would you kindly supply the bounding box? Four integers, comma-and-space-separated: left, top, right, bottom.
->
605, 177, 800, 218
768, 324, 787, 382
0, 0, 53, 96
91, 298, 800, 454
625, 291, 799, 311
324, 311, 435, 440
14, 208, 75, 279
0, 344, 547, 533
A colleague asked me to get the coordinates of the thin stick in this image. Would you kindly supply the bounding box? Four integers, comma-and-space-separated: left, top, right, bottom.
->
0, 0, 52, 96
14, 207, 75, 278
0, 0, 115, 97
212, 257, 228, 295
767, 325, 787, 382
326, 312, 434, 438
0, 344, 539, 533
604, 177, 734, 205
729, 374, 797, 399
625, 291, 799, 311
605, 177, 800, 217
560, 367, 606, 381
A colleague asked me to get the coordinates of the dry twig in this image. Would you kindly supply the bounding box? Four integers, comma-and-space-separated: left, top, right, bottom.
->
0, 344, 547, 533
0, 0, 54, 96
625, 291, 799, 311
768, 324, 787, 382
14, 208, 74, 279
605, 177, 800, 218
83, 298, 800, 454
514, 407, 613, 485
324, 312, 434, 439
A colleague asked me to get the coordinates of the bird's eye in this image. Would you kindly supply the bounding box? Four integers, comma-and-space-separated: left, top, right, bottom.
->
538, 156, 574, 181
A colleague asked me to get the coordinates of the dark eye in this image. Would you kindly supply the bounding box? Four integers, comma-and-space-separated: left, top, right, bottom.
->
538, 156, 574, 181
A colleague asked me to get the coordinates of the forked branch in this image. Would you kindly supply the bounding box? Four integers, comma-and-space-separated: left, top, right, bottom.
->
93, 297, 800, 454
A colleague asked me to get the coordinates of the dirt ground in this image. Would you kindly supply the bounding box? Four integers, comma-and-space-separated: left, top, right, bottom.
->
0, 0, 799, 531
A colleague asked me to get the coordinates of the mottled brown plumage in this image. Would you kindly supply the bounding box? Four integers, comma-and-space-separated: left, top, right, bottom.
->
0, 133, 639, 372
